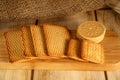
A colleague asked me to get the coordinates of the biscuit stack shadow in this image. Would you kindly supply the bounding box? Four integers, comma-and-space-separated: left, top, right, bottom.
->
4, 23, 105, 64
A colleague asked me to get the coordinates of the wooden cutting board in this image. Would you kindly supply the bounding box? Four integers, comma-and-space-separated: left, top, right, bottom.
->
0, 29, 120, 70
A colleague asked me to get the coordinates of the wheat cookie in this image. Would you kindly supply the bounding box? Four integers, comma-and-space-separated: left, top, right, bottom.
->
21, 26, 35, 57
67, 39, 85, 61
77, 21, 106, 43
30, 25, 47, 58
43, 24, 70, 58
81, 40, 104, 64
4, 30, 31, 62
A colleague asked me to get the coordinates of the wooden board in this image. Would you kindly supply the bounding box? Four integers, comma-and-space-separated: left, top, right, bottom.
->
1, 30, 120, 70
33, 70, 105, 80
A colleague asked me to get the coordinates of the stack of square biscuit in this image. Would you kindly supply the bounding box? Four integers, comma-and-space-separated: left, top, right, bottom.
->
76, 21, 105, 63
4, 23, 104, 64
4, 24, 70, 62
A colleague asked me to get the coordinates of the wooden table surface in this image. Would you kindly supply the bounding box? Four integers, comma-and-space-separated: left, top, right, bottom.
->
0, 9, 120, 80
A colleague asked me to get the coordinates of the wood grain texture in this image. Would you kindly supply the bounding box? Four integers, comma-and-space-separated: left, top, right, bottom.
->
107, 70, 120, 80
33, 70, 105, 80
0, 70, 31, 80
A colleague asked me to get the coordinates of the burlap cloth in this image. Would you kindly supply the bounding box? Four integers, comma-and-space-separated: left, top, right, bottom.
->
0, 0, 105, 23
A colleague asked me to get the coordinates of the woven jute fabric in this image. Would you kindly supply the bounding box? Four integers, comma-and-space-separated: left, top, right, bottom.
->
0, 0, 105, 23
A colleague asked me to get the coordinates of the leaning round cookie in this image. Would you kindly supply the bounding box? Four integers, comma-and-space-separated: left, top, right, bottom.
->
76, 21, 106, 43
